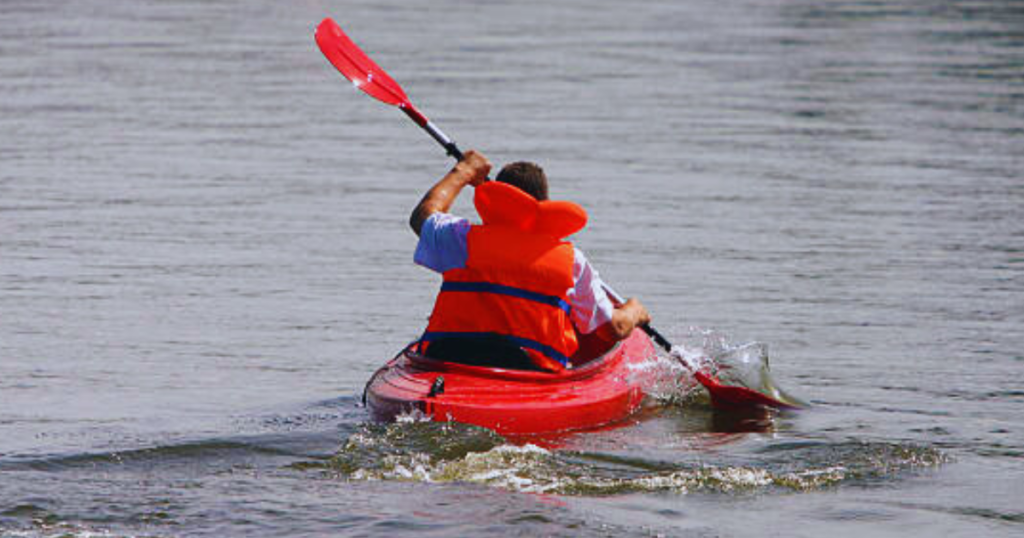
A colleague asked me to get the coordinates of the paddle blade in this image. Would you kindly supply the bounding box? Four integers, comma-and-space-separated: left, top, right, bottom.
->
668, 340, 806, 411
695, 372, 803, 411
315, 18, 410, 107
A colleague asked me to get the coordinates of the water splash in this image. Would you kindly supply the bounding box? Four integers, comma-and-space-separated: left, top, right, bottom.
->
650, 328, 809, 409
625, 345, 704, 407
315, 421, 947, 496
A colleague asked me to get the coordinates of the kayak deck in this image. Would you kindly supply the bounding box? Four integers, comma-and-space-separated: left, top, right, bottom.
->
364, 330, 658, 436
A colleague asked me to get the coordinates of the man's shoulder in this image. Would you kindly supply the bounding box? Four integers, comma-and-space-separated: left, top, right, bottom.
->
415, 212, 472, 273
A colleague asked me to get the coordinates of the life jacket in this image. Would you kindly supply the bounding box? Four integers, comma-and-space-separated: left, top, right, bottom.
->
421, 181, 588, 371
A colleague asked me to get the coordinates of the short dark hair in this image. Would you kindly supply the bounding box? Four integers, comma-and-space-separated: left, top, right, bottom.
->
495, 161, 548, 201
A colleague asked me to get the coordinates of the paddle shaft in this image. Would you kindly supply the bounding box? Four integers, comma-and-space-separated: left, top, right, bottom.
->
400, 104, 464, 161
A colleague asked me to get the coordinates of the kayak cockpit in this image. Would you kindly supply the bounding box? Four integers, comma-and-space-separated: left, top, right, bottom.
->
363, 330, 656, 435
407, 330, 621, 374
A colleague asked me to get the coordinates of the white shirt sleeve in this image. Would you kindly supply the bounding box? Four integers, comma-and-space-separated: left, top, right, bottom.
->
567, 247, 615, 334
413, 213, 471, 273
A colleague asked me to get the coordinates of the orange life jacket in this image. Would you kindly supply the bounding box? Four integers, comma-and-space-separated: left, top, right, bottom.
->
421, 181, 588, 371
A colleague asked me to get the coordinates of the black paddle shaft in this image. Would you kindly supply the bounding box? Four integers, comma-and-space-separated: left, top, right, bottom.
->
401, 106, 465, 161
640, 324, 673, 354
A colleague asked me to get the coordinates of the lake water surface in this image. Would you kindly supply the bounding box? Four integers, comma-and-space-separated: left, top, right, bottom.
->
2, 0, 1022, 536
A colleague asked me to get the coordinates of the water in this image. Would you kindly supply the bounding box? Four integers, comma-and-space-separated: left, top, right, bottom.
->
2, 0, 1022, 535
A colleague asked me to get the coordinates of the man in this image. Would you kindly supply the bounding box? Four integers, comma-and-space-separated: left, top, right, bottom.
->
410, 150, 651, 371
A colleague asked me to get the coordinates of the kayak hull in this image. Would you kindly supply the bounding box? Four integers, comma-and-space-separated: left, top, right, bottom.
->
364, 330, 657, 436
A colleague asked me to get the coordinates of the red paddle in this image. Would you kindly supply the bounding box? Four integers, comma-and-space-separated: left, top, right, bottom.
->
315, 18, 463, 160
314, 17, 802, 411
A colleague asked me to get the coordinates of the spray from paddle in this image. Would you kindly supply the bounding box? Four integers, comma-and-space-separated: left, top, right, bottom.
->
662, 330, 808, 410
601, 284, 806, 410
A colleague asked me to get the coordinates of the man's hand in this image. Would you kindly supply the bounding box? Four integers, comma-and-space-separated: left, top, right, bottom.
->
453, 150, 491, 187
597, 296, 652, 342
410, 149, 491, 236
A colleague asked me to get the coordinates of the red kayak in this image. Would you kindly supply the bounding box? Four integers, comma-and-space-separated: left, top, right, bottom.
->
364, 330, 658, 436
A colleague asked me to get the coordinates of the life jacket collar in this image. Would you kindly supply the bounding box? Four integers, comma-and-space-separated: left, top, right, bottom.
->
473, 181, 587, 239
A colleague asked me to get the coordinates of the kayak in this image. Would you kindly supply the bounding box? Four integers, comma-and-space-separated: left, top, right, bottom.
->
364, 330, 658, 436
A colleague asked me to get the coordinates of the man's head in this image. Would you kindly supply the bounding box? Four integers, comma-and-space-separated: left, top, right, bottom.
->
495, 161, 549, 201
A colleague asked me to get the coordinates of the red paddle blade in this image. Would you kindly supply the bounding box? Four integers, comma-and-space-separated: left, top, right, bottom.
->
694, 372, 802, 411
315, 18, 410, 107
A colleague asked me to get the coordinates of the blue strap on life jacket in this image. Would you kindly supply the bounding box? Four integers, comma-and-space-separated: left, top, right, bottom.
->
439, 281, 571, 315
